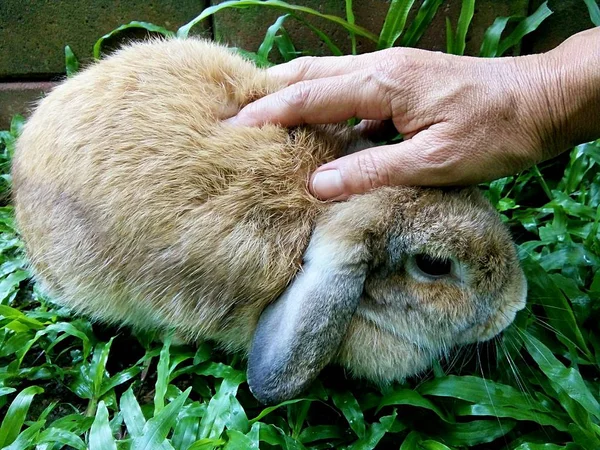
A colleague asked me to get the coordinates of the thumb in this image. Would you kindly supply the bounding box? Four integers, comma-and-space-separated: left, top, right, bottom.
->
310, 131, 459, 200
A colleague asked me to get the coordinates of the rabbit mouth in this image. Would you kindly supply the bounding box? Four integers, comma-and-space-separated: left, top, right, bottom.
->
354, 299, 433, 349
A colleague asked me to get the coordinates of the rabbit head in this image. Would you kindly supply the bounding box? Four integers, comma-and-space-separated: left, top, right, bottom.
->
248, 186, 526, 404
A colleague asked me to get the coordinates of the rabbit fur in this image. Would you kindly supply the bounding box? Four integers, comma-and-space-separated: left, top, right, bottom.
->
12, 38, 527, 404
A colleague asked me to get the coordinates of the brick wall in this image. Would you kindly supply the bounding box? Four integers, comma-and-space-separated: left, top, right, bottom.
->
0, 0, 595, 129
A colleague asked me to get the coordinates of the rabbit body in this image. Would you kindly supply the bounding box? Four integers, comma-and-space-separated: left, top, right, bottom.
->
12, 39, 527, 403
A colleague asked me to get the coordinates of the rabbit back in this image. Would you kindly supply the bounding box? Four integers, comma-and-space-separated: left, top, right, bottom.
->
12, 39, 345, 348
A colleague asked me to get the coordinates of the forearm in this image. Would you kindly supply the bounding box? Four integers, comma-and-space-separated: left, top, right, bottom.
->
532, 28, 600, 155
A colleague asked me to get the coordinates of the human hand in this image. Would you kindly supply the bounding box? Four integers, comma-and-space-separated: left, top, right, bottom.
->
228, 29, 600, 201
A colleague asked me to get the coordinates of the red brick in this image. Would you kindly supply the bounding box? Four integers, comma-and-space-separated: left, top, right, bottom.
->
0, 82, 56, 130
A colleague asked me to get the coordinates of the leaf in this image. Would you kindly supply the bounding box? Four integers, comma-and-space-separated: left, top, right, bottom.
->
120, 388, 146, 438
583, 0, 600, 26
347, 412, 397, 450
258, 14, 291, 62
497, 1, 553, 56
198, 374, 247, 439
293, 17, 343, 56
0, 385, 44, 447
434, 419, 516, 446
37, 427, 87, 450
480, 16, 514, 57
400, 0, 444, 47
93, 21, 175, 59
155, 333, 171, 414
9, 115, 25, 139
523, 332, 600, 421
187, 438, 226, 449
522, 256, 592, 358
177, 0, 378, 42
331, 390, 366, 438
298, 425, 344, 444
420, 441, 454, 450
132, 387, 191, 450
0, 270, 30, 304
453, 0, 475, 55
377, 0, 417, 49
2, 419, 45, 450
64, 45, 79, 77
379, 387, 451, 422
89, 401, 117, 450
455, 403, 569, 432
171, 414, 201, 450
346, 0, 357, 55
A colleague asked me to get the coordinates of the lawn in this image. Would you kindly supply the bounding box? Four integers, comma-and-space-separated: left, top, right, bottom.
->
1, 1, 599, 449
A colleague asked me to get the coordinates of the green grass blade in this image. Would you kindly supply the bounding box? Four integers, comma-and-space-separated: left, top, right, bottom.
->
171, 415, 202, 450
523, 332, 600, 421
455, 403, 569, 432
420, 441, 453, 450
346, 412, 397, 450
445, 16, 454, 54
258, 14, 291, 61
377, 0, 417, 49
418, 375, 544, 411
120, 387, 146, 438
177, 1, 378, 42
64, 45, 79, 77
89, 401, 117, 450
435, 419, 516, 446
37, 427, 87, 450
154, 333, 171, 415
10, 115, 25, 138
274, 27, 298, 61
346, 0, 357, 54
480, 16, 513, 57
187, 438, 226, 449
583, 0, 600, 26
331, 391, 366, 438
2, 420, 45, 450
0, 385, 44, 447
224, 429, 259, 449
92, 338, 113, 400
400, 0, 444, 47
293, 17, 343, 56
198, 374, 247, 439
133, 387, 191, 450
377, 387, 451, 422
522, 256, 592, 358
497, 1, 553, 56
93, 21, 175, 59
400, 431, 423, 449
453, 0, 475, 55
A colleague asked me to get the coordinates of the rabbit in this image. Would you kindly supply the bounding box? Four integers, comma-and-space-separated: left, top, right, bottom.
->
12, 38, 527, 405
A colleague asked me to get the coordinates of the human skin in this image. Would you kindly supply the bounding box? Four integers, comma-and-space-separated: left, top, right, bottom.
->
228, 28, 600, 201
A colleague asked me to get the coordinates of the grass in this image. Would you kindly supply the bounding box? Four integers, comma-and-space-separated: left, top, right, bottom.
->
1, 0, 599, 448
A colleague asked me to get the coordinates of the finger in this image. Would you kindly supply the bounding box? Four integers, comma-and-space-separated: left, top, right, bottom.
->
228, 70, 392, 127
267, 53, 378, 86
309, 126, 481, 200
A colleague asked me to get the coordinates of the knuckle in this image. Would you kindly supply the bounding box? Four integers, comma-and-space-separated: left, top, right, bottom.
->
281, 81, 312, 111
417, 145, 460, 181
354, 151, 390, 191
291, 56, 317, 76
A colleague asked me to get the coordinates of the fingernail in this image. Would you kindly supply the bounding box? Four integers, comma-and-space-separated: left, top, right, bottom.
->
311, 170, 344, 199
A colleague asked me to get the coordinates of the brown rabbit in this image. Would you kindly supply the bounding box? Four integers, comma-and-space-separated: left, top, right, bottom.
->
12, 38, 527, 404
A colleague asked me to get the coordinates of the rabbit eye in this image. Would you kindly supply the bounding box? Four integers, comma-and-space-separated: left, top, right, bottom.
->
413, 254, 452, 278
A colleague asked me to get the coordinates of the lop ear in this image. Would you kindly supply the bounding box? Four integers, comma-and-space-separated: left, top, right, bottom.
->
247, 227, 368, 404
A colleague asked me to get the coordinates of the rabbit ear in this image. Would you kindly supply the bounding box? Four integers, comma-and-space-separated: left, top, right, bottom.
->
247, 228, 368, 404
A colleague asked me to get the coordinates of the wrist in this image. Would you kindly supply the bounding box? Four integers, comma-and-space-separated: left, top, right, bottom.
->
524, 29, 600, 156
